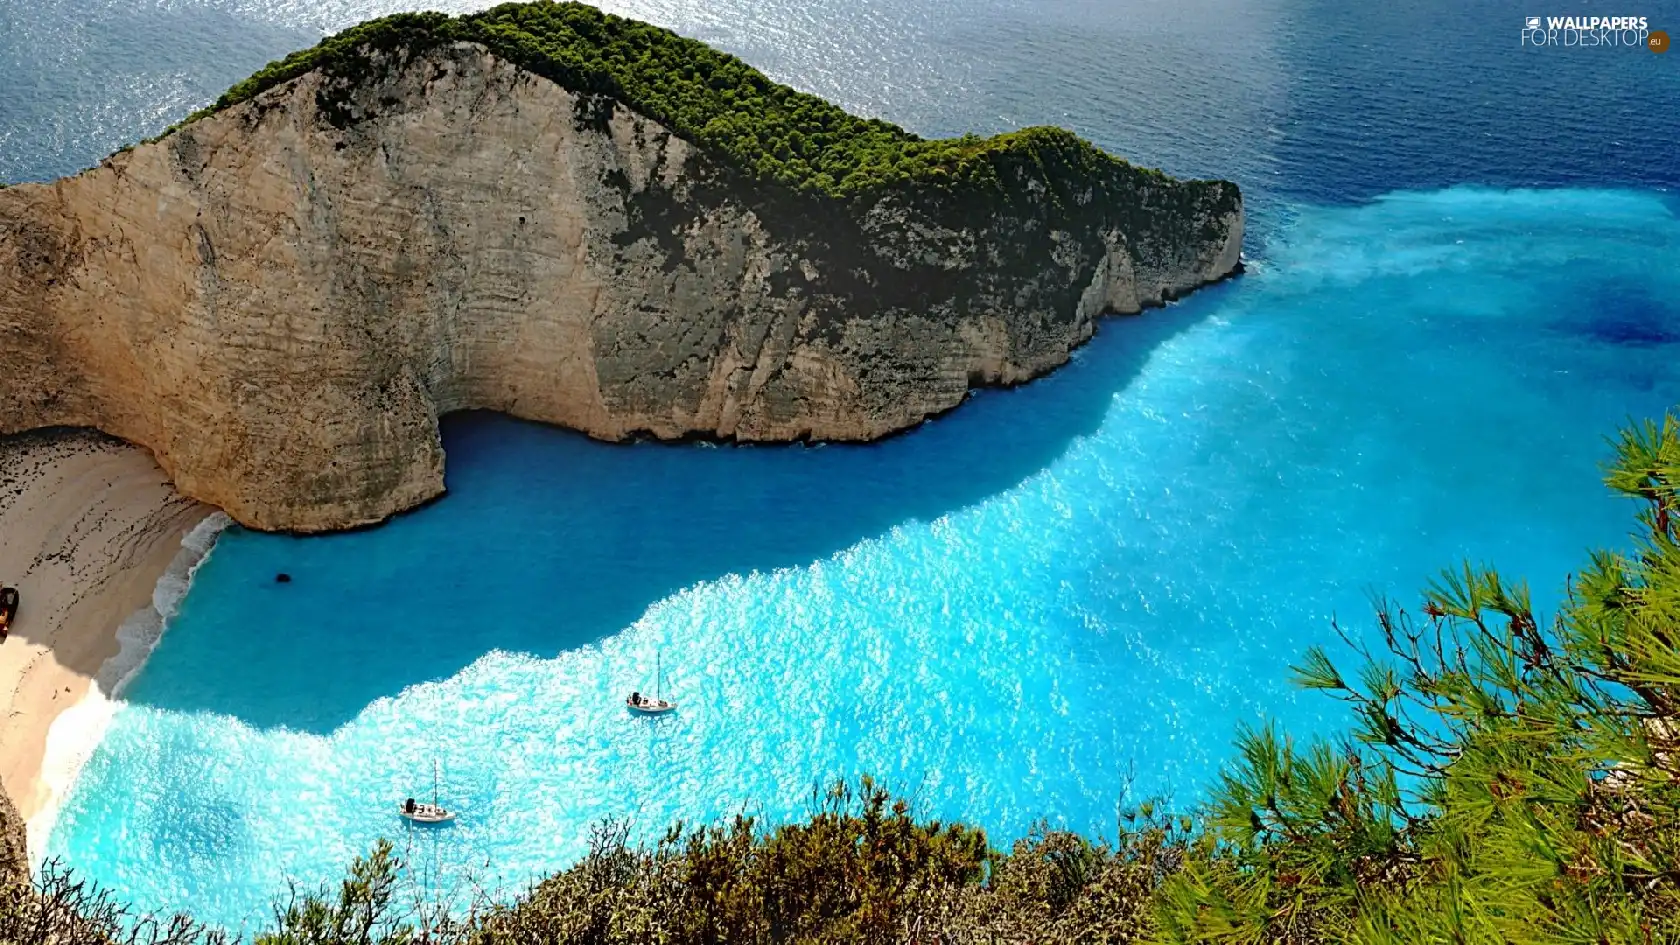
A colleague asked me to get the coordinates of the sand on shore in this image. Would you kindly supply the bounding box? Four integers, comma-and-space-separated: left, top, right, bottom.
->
0, 429, 212, 843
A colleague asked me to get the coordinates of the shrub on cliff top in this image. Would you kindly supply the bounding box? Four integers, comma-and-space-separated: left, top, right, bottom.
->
0, 860, 227, 945
3, 781, 1188, 944
177, 1, 1199, 204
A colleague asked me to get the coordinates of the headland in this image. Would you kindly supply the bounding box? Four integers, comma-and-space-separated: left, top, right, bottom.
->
0, 3, 1243, 533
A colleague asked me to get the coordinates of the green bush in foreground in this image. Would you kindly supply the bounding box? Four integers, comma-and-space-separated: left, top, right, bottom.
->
1, 781, 1186, 944
165, 2, 1170, 202
462, 781, 1179, 944
7, 409, 1680, 943
1154, 411, 1680, 943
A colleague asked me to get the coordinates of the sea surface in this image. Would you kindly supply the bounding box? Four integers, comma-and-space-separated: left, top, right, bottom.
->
4, 0, 1678, 931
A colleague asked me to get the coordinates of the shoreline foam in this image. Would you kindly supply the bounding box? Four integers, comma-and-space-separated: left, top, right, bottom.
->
0, 430, 217, 860
27, 512, 231, 858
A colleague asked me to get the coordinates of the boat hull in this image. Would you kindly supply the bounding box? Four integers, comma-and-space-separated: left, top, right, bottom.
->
399, 802, 455, 824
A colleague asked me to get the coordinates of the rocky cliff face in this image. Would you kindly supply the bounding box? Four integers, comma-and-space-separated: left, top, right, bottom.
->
0, 43, 1242, 532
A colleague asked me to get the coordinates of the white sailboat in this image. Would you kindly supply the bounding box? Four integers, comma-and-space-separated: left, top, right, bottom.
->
399, 759, 457, 824
626, 650, 677, 714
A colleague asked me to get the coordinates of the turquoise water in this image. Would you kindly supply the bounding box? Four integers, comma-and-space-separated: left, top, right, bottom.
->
6, 0, 1678, 931
46, 186, 1680, 929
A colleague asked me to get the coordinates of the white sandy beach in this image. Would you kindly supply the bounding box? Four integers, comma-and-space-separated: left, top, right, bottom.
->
0, 429, 215, 854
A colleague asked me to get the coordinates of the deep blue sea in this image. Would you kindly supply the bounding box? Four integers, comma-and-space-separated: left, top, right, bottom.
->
4, 0, 1678, 931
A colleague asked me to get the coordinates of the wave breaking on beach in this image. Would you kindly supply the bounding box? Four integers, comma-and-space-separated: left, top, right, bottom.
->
27, 512, 232, 859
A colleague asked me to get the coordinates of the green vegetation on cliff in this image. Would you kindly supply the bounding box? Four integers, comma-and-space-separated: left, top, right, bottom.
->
1152, 411, 1680, 943
8, 409, 1680, 943
180, 1, 1219, 205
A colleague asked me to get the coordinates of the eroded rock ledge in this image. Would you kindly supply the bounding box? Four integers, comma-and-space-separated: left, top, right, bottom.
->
0, 42, 1241, 532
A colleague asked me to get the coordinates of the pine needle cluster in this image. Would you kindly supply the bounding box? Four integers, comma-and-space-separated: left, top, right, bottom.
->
1157, 412, 1680, 943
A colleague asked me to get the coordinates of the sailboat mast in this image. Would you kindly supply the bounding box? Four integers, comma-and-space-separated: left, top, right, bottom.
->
656, 651, 662, 701
432, 759, 439, 806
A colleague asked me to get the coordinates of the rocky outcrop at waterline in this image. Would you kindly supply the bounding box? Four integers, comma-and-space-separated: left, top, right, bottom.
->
0, 4, 1242, 532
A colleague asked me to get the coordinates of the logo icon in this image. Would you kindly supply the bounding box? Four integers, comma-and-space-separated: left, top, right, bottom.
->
1652, 29, 1671, 52
1526, 16, 1542, 29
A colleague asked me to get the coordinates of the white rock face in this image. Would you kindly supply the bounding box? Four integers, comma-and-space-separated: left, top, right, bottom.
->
0, 43, 1243, 532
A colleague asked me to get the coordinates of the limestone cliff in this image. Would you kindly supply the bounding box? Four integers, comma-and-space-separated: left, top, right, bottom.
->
0, 35, 1241, 532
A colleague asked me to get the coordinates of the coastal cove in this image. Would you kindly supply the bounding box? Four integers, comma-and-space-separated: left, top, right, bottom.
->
2, 0, 1678, 933
34, 185, 1680, 928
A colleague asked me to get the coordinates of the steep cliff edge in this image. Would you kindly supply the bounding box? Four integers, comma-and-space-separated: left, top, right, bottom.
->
0, 5, 1242, 532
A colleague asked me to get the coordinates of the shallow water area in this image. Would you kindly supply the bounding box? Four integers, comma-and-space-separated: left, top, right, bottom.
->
42, 184, 1680, 929
8, 0, 1679, 927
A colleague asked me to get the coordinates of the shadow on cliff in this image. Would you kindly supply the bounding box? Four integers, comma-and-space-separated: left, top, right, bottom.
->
121, 284, 1237, 734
